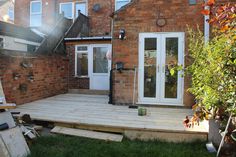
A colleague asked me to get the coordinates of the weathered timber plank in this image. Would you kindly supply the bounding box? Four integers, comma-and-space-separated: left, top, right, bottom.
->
51, 126, 123, 142
0, 127, 30, 157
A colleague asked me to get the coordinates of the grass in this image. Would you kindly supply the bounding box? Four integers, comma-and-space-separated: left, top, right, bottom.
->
28, 135, 215, 157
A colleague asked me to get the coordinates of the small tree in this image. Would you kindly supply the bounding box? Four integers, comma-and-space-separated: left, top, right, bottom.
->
184, 0, 236, 144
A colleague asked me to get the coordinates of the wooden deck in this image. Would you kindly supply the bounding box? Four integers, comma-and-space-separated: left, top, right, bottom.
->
11, 94, 209, 142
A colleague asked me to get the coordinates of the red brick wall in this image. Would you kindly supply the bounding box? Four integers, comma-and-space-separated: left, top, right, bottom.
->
88, 0, 114, 36
112, 0, 205, 106
0, 52, 69, 105
14, 0, 30, 27
15, 0, 57, 30
14, 0, 114, 36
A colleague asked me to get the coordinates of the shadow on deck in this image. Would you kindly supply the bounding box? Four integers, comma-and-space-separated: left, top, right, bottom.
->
11, 93, 209, 142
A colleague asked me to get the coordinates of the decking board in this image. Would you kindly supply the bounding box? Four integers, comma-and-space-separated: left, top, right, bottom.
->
11, 94, 208, 141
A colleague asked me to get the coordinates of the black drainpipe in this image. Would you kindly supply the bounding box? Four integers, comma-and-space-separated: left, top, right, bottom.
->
109, 68, 115, 104
108, 68, 135, 104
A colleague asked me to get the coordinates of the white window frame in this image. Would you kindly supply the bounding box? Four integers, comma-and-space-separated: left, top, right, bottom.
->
30, 0, 42, 27
59, 2, 74, 19
75, 45, 89, 77
75, 1, 88, 16
115, 0, 131, 11
8, 7, 14, 21
59, 1, 87, 20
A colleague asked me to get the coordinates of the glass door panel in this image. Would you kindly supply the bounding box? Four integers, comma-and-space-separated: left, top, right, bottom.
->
164, 38, 178, 98
93, 47, 108, 74
144, 38, 157, 98
139, 33, 184, 105
90, 45, 111, 90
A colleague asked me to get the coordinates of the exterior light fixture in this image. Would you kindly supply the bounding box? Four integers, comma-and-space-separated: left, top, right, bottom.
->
115, 62, 124, 72
119, 29, 126, 40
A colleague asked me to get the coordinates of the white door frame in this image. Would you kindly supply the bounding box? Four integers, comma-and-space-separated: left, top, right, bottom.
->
89, 44, 112, 90
138, 32, 185, 106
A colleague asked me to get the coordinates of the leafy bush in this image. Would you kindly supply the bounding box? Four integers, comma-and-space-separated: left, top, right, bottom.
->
187, 28, 236, 120
184, 0, 236, 144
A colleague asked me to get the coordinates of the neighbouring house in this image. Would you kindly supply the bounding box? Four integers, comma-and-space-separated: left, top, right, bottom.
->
1, 0, 234, 106
0, 21, 43, 52
0, 0, 14, 23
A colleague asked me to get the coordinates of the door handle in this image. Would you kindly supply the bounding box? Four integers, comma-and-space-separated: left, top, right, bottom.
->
162, 65, 165, 73
157, 65, 160, 73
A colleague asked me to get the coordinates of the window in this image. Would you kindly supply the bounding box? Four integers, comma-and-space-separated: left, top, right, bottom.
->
0, 38, 3, 49
60, 2, 87, 20
75, 2, 87, 17
93, 47, 108, 73
60, 2, 73, 19
75, 46, 88, 77
8, 7, 14, 21
115, 0, 130, 11
30, 1, 42, 27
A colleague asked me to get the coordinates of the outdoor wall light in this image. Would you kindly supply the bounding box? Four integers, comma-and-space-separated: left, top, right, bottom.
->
119, 29, 126, 40
115, 62, 124, 73
27, 72, 34, 82
13, 72, 21, 80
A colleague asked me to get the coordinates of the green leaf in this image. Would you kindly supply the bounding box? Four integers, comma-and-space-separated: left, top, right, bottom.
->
170, 69, 175, 76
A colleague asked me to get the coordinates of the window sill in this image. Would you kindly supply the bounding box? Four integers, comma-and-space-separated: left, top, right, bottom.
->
74, 76, 89, 79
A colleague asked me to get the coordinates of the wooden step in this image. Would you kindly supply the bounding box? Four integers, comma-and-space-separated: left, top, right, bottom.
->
0, 103, 16, 110
51, 126, 123, 142
69, 89, 109, 95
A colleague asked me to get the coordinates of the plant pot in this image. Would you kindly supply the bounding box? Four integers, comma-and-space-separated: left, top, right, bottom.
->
138, 108, 147, 116
208, 119, 222, 147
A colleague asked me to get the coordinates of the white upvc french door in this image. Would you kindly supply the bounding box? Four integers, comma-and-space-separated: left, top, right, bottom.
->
138, 32, 184, 106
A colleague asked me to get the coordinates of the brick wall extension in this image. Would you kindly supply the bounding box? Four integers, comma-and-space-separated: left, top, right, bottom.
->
66, 40, 111, 90
0, 52, 69, 105
66, 44, 89, 89
112, 0, 205, 106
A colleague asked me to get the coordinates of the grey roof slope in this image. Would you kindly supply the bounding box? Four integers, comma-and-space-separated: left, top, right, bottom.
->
0, 21, 44, 43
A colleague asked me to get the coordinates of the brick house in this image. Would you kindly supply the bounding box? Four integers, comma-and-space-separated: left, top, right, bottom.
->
11, 0, 234, 106
0, 0, 14, 23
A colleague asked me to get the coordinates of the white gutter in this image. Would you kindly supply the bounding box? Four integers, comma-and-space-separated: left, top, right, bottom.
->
64, 36, 112, 41
204, 1, 210, 43
14, 38, 41, 46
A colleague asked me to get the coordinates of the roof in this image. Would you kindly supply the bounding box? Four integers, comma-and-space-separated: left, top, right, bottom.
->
0, 21, 44, 43
64, 36, 112, 41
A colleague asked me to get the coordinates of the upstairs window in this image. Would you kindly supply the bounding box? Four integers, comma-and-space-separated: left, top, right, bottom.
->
60, 2, 73, 19
75, 2, 87, 17
8, 7, 14, 21
60, 2, 87, 20
115, 0, 130, 11
30, 1, 42, 27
